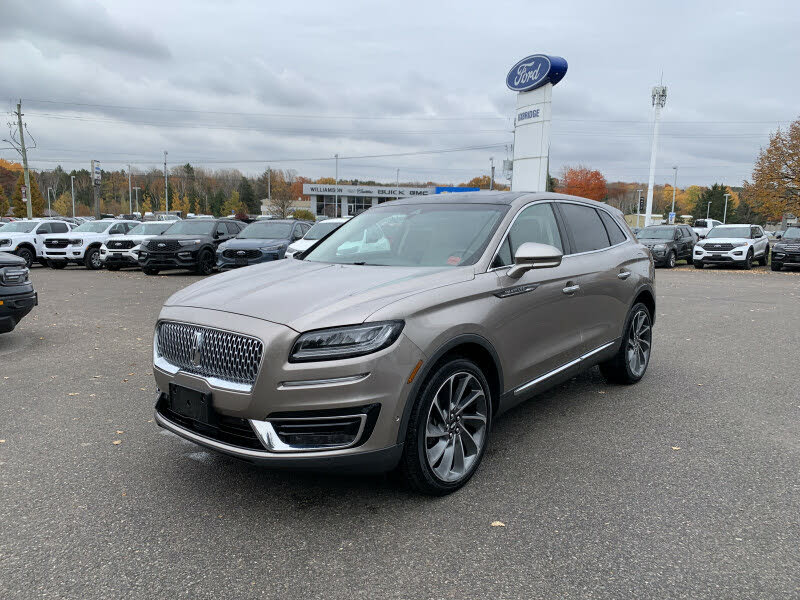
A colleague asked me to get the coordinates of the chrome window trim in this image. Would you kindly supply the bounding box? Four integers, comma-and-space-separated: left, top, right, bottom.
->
513, 340, 618, 396
486, 199, 631, 273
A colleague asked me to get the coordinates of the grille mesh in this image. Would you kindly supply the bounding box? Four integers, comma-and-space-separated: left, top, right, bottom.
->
45, 239, 69, 248
704, 243, 734, 251
223, 249, 261, 259
110, 240, 136, 249
782, 243, 800, 251
147, 239, 181, 251
157, 321, 263, 386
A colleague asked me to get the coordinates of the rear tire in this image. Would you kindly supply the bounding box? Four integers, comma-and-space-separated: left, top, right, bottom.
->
399, 358, 492, 496
599, 302, 652, 385
759, 247, 769, 266
16, 247, 34, 268
48, 260, 67, 269
693, 261, 704, 269
666, 251, 676, 269
143, 267, 160, 275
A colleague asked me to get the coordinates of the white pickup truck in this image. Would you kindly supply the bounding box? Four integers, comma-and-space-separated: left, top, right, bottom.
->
0, 219, 75, 267
43, 219, 139, 269
692, 218, 723, 239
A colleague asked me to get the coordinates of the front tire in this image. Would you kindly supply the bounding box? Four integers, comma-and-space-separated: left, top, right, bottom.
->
106, 264, 120, 271
759, 247, 769, 266
771, 261, 782, 272
666, 251, 676, 269
16, 247, 34, 268
599, 302, 652, 385
84, 247, 102, 270
194, 249, 215, 275
693, 261, 704, 269
48, 260, 67, 269
742, 249, 753, 270
399, 358, 492, 496
143, 267, 160, 275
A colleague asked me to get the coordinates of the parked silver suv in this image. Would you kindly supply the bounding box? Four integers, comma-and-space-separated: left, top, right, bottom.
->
152, 192, 655, 494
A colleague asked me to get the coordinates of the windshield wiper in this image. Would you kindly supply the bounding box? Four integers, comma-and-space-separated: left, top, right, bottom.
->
350, 261, 367, 265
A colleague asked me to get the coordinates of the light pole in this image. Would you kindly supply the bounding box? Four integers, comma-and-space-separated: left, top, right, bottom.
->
636, 188, 644, 228
645, 84, 667, 227
334, 153, 339, 217
47, 186, 53, 216
70, 175, 75, 218
707, 202, 712, 219
133, 187, 141, 214
163, 150, 168, 213
396, 168, 399, 193
128, 164, 133, 214
723, 193, 730, 224
671, 166, 678, 219
490, 157, 495, 190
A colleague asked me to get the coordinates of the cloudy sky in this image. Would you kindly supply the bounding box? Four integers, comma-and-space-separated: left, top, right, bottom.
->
1, 0, 798, 188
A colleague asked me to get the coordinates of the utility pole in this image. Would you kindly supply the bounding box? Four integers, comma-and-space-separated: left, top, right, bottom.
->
267, 166, 271, 214
636, 188, 643, 228
396, 168, 399, 194
707, 202, 712, 219
645, 84, 667, 227
163, 151, 169, 213
723, 193, 730, 224
70, 175, 76, 218
128, 164, 133, 214
47, 187, 53, 215
133, 187, 141, 214
334, 153, 339, 217
490, 157, 495, 190
15, 101, 33, 219
671, 165, 678, 219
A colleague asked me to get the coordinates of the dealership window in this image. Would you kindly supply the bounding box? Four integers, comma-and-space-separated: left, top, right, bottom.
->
347, 196, 372, 216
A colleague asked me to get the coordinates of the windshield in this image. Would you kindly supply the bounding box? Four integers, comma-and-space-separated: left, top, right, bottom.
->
694, 220, 709, 228
303, 203, 508, 267
304, 221, 343, 241
72, 221, 113, 233
639, 227, 675, 240
782, 227, 800, 240
238, 222, 292, 239
163, 220, 216, 235
127, 222, 171, 236
706, 226, 750, 239
0, 221, 38, 233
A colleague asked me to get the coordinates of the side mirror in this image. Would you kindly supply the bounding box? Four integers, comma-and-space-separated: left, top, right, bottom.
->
776, 233, 782, 239
507, 242, 563, 279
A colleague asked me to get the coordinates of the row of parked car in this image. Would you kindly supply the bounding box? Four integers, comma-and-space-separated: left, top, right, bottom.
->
0, 216, 352, 275
635, 222, 800, 271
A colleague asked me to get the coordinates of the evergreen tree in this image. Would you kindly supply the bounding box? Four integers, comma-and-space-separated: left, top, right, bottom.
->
693, 183, 733, 222
238, 177, 257, 213
0, 186, 9, 217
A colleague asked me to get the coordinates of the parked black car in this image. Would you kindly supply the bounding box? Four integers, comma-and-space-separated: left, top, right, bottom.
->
216, 219, 311, 270
637, 224, 697, 268
770, 226, 800, 271
138, 218, 246, 275
0, 251, 37, 333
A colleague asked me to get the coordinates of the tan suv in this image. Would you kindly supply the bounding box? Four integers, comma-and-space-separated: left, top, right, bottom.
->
152, 192, 655, 494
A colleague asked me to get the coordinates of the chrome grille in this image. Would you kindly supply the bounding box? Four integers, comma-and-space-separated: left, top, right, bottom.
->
156, 321, 263, 387
110, 240, 136, 249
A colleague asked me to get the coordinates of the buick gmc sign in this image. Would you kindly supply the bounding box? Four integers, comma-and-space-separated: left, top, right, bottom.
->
506, 54, 568, 92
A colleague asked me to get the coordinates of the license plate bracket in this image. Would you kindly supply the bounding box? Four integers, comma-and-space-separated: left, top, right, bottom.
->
168, 384, 213, 424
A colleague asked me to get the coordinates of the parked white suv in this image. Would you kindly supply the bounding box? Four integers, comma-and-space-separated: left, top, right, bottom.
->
692, 218, 723, 239
693, 224, 769, 270
0, 219, 75, 267
100, 221, 174, 270
285, 217, 351, 258
43, 219, 139, 270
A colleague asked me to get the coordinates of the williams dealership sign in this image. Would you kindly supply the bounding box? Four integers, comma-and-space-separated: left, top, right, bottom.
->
506, 54, 568, 92
303, 184, 433, 197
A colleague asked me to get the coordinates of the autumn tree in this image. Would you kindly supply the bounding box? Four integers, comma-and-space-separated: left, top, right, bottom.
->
457, 175, 509, 190
222, 190, 247, 217
556, 166, 608, 201
744, 118, 800, 222
0, 186, 9, 217
11, 171, 45, 218
53, 191, 72, 216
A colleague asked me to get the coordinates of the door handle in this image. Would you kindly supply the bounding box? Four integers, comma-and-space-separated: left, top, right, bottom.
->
562, 284, 580, 295
617, 271, 631, 280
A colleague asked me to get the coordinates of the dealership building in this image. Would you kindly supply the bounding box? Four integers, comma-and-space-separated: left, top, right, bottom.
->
302, 184, 478, 218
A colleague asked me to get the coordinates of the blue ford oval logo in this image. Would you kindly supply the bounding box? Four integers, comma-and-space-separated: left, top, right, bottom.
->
506, 54, 568, 92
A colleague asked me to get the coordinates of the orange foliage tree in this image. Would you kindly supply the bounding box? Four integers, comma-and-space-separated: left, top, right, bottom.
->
557, 166, 608, 201
458, 175, 509, 191
743, 118, 800, 221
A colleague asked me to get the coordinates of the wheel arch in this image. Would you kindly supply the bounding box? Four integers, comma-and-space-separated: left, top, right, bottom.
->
632, 287, 656, 326
15, 241, 36, 255
396, 333, 503, 445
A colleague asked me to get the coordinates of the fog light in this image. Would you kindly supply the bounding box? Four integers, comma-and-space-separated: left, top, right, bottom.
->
178, 251, 191, 258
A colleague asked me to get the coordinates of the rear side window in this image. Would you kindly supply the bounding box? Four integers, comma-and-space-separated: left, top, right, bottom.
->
598, 211, 626, 245
559, 203, 610, 253
492, 203, 563, 268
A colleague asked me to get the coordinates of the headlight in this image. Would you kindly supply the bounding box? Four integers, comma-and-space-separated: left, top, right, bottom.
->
0, 267, 29, 285
0, 239, 10, 246
260, 244, 284, 252
178, 239, 202, 246
731, 241, 748, 248
289, 321, 404, 362
652, 244, 666, 251
69, 238, 83, 246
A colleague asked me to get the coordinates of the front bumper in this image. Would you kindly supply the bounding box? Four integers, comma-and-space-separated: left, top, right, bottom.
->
139, 249, 199, 269
151, 306, 424, 470
0, 288, 38, 333
771, 250, 800, 268
102, 250, 139, 265
43, 246, 85, 261
693, 246, 749, 264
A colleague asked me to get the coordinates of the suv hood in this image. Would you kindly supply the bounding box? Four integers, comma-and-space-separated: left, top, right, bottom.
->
701, 237, 750, 244
106, 234, 156, 244
46, 231, 106, 240
164, 259, 473, 331
0, 251, 25, 267
223, 238, 288, 249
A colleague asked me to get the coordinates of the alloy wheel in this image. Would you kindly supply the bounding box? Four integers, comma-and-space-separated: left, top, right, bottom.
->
626, 309, 651, 378
91, 251, 102, 269
424, 371, 488, 483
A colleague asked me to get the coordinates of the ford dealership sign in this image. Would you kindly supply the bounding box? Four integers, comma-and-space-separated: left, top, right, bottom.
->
506, 54, 568, 92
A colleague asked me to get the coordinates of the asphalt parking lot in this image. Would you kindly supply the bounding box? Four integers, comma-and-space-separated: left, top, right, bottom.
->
1, 265, 798, 599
